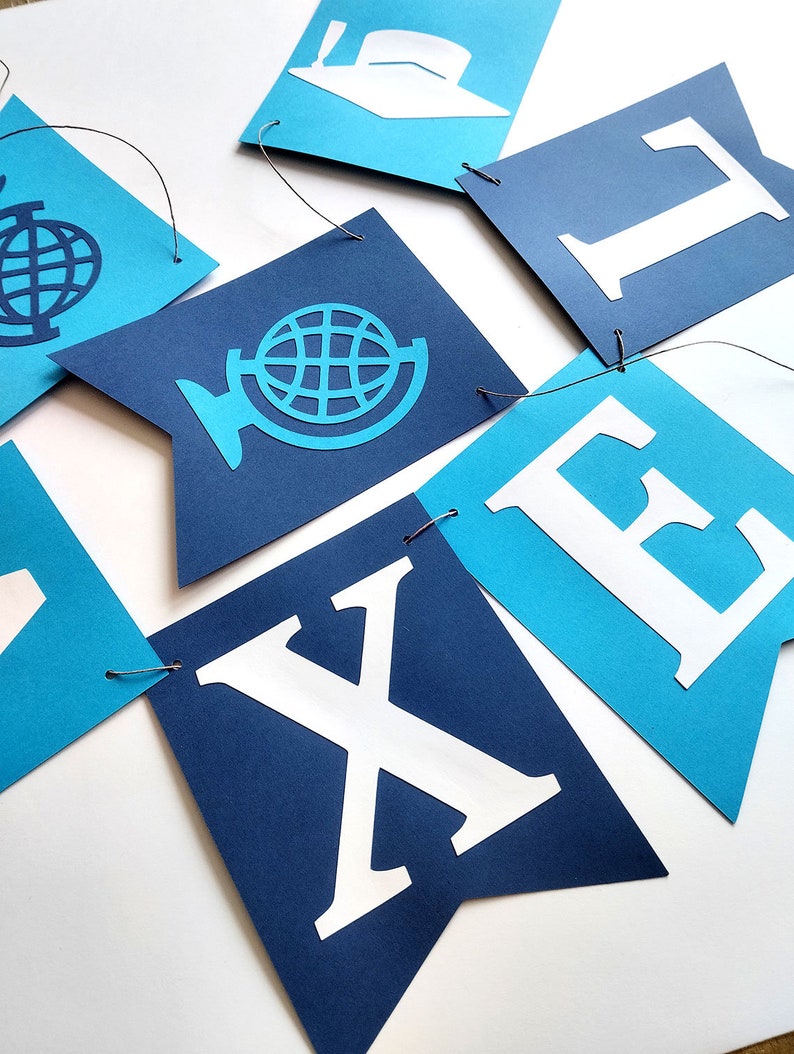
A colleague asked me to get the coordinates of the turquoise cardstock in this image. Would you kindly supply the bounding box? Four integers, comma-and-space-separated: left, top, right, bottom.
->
418, 350, 794, 820
0, 95, 217, 425
240, 0, 561, 190
0, 441, 168, 793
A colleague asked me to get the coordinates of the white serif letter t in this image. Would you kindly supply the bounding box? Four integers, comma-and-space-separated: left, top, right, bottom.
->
558, 117, 788, 300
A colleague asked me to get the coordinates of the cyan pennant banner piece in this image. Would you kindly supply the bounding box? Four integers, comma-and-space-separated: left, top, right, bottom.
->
53, 209, 523, 586
240, 0, 561, 190
0, 95, 217, 425
146, 493, 666, 1054
0, 441, 167, 794
458, 64, 794, 365
418, 350, 794, 820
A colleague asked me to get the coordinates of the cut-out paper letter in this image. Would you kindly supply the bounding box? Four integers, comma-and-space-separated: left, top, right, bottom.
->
485, 395, 794, 689
0, 568, 45, 655
240, 0, 561, 190
418, 350, 794, 820
0, 95, 216, 425
53, 209, 524, 585
458, 65, 794, 364
195, 554, 561, 939
0, 441, 169, 794
557, 117, 787, 302
146, 494, 665, 1054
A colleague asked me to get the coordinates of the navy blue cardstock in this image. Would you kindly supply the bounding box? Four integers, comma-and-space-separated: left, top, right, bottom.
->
52, 210, 522, 585
458, 65, 794, 364
146, 494, 666, 1054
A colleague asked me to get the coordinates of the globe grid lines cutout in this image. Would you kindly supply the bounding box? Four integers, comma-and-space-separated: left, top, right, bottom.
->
258, 306, 406, 426
177, 302, 429, 465
0, 178, 102, 347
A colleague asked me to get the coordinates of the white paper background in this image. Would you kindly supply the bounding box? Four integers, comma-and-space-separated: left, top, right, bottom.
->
1, 2, 793, 1052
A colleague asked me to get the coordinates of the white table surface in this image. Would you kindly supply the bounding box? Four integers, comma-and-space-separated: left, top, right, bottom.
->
1, 2, 793, 1052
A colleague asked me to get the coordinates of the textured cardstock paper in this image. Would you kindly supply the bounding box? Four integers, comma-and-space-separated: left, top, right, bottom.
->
458, 65, 794, 364
418, 350, 794, 820
54, 209, 523, 585
0, 442, 167, 793
239, 0, 560, 190
146, 493, 666, 1054
0, 95, 217, 425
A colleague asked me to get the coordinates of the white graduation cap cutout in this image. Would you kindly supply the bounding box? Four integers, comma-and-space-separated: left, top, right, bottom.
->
289, 20, 510, 119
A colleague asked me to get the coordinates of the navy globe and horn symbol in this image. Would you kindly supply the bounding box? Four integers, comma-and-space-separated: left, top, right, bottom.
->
177, 303, 429, 469
0, 174, 102, 347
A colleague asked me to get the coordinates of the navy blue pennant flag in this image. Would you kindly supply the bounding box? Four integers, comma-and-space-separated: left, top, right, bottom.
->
145, 494, 666, 1054
458, 64, 794, 365
53, 209, 523, 585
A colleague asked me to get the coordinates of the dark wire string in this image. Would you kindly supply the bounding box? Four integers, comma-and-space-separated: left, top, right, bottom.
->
403, 509, 458, 545
106, 660, 182, 679
257, 121, 364, 241
0, 122, 182, 263
615, 327, 626, 372
461, 162, 501, 185
476, 338, 794, 400
0, 59, 9, 100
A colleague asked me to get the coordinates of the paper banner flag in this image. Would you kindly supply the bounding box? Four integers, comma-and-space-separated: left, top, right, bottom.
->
239, 0, 561, 190
418, 349, 794, 820
0, 95, 217, 425
54, 209, 523, 585
0, 441, 168, 794
146, 493, 666, 1054
457, 64, 794, 365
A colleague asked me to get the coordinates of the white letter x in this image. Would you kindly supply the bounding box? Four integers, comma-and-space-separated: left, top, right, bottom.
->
195, 556, 560, 939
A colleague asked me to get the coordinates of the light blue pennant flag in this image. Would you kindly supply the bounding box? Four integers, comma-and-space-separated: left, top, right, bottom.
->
418, 349, 794, 820
0, 95, 216, 425
240, 0, 561, 190
0, 441, 168, 793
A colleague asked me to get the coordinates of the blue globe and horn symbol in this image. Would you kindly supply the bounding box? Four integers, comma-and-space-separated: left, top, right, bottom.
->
0, 174, 102, 347
177, 303, 429, 468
